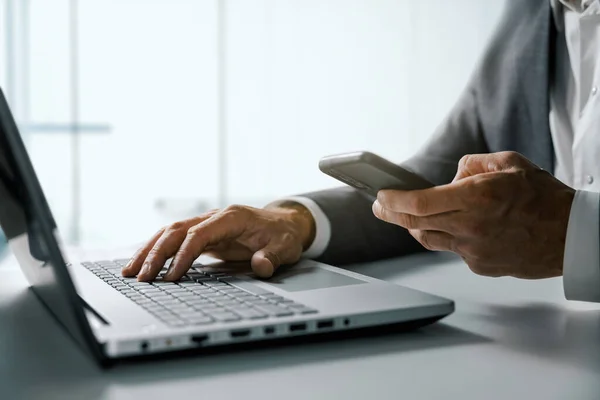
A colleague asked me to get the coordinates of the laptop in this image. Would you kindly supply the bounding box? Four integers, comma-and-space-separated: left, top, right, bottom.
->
0, 88, 454, 367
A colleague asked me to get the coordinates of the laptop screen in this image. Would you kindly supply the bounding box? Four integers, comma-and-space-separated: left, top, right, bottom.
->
0, 89, 101, 359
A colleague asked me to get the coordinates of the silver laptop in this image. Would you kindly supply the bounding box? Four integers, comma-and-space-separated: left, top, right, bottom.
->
0, 88, 454, 367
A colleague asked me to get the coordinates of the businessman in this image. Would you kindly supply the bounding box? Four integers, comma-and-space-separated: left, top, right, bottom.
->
123, 0, 600, 303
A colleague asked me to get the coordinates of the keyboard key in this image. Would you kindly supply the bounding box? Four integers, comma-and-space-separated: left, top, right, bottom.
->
170, 305, 193, 312
202, 305, 226, 313
277, 299, 296, 304
186, 298, 213, 305
201, 292, 228, 299
161, 287, 188, 293
261, 294, 285, 301
178, 281, 200, 286
189, 286, 213, 293
129, 282, 152, 288
126, 294, 146, 301
254, 305, 294, 317
172, 292, 196, 298
204, 282, 227, 287
214, 299, 242, 307
145, 305, 166, 312
187, 316, 214, 325
147, 295, 173, 302
164, 318, 187, 327
208, 312, 240, 322
232, 308, 268, 320
287, 303, 307, 309
245, 300, 272, 307
294, 307, 318, 314
152, 281, 176, 287
139, 289, 162, 295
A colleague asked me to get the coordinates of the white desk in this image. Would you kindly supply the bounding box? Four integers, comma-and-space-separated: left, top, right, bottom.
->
1, 252, 600, 400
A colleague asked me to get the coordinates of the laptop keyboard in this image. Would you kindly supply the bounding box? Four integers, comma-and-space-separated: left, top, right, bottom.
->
82, 259, 318, 327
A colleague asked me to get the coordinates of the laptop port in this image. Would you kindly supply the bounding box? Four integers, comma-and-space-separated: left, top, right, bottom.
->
264, 326, 275, 335
191, 334, 209, 346
289, 323, 307, 332
317, 320, 334, 330
230, 329, 251, 339
140, 341, 149, 352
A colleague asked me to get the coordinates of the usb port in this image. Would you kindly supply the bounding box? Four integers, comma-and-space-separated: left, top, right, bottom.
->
191, 335, 209, 345
230, 329, 251, 338
264, 326, 275, 335
317, 320, 334, 330
289, 323, 307, 332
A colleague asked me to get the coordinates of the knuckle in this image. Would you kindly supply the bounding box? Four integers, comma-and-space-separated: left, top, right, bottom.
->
147, 247, 163, 259
409, 195, 428, 216
458, 154, 471, 170
457, 242, 481, 261
399, 213, 417, 230
222, 204, 250, 221
168, 221, 187, 231
186, 225, 204, 237
499, 151, 522, 166
280, 231, 296, 243
224, 204, 246, 213
415, 231, 433, 250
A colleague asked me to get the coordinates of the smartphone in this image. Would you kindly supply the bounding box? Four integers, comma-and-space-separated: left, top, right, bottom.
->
319, 151, 434, 197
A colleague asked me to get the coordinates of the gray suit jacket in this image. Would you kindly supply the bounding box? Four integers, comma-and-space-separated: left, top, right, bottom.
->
302, 0, 557, 265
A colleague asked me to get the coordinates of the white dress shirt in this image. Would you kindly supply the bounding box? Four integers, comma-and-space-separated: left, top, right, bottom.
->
274, 0, 600, 303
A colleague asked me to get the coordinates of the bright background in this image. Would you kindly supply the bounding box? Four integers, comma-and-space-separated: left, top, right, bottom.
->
0, 0, 506, 252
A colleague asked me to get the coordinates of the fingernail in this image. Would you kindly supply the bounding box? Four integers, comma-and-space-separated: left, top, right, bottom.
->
163, 268, 175, 280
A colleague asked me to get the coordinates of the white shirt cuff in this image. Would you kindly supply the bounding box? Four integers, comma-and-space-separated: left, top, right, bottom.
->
266, 196, 331, 259
563, 190, 600, 302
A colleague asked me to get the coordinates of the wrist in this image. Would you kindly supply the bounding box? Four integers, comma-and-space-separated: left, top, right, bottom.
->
265, 201, 316, 251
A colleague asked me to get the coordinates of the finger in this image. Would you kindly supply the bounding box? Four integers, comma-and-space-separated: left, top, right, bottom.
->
453, 152, 537, 182
251, 234, 303, 278
377, 182, 468, 216
137, 214, 216, 281
373, 201, 459, 233
408, 229, 455, 252
122, 228, 165, 277
165, 211, 248, 281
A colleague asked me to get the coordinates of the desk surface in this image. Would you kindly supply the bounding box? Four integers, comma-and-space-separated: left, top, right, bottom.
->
1, 251, 600, 400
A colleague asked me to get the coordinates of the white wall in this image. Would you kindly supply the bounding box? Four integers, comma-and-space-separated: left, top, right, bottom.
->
224, 0, 506, 202
3, 0, 506, 247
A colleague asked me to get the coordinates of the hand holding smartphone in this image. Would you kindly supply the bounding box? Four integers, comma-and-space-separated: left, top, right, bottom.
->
319, 151, 433, 198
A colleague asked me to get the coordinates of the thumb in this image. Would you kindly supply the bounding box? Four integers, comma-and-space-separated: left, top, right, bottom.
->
251, 237, 303, 278
453, 152, 534, 182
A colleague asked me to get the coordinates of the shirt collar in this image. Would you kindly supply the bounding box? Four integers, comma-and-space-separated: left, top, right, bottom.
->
551, 0, 600, 31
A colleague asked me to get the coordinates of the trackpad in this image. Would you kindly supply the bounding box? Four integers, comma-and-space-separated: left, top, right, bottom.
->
258, 266, 365, 292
